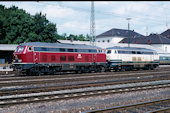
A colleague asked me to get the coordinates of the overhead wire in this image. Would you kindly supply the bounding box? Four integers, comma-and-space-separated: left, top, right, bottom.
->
36, 2, 169, 26
35, 1, 169, 35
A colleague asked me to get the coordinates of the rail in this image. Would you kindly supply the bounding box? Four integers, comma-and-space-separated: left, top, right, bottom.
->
82, 98, 170, 113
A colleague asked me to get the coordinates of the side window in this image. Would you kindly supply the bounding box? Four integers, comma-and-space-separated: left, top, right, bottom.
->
74, 49, 78, 52
137, 51, 141, 54
68, 56, 74, 61
28, 47, 32, 52
118, 50, 121, 54
68, 49, 74, 52
132, 51, 136, 54
60, 48, 66, 52
51, 56, 56, 61
42, 55, 47, 62
85, 56, 89, 61
114, 50, 116, 54
60, 56, 66, 61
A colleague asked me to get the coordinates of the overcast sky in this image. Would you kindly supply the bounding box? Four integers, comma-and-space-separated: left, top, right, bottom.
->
0, 1, 169, 36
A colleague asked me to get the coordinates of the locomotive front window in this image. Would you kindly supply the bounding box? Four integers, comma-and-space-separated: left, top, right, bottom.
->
107, 50, 111, 54
15, 46, 24, 52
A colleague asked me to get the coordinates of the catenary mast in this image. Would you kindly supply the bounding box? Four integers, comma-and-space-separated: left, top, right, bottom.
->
90, 1, 95, 46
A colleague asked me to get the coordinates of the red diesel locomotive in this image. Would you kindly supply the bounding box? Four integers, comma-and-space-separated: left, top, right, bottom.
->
13, 42, 106, 75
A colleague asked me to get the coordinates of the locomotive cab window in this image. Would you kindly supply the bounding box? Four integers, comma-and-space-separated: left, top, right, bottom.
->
15, 46, 25, 52
107, 50, 111, 54
98, 49, 101, 53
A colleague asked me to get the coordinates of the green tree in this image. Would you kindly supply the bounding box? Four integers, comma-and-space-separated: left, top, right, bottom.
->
0, 5, 89, 44
0, 5, 58, 44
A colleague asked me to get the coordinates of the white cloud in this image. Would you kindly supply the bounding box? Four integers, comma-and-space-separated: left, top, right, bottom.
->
0, 2, 43, 15
112, 2, 149, 15
43, 5, 75, 19
58, 21, 90, 35
42, 4, 89, 22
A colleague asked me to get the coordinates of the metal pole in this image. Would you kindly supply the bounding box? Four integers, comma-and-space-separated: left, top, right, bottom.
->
146, 26, 149, 36
90, 1, 95, 46
126, 18, 131, 47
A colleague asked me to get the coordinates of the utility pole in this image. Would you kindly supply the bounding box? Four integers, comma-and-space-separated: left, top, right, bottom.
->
146, 26, 148, 36
126, 18, 131, 47
90, 1, 95, 46
166, 16, 168, 29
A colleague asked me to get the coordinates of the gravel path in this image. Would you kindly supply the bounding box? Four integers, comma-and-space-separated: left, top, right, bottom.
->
0, 87, 169, 113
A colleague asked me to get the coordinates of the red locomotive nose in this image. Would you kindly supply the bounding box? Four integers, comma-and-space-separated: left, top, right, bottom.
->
13, 53, 21, 60
14, 55, 18, 59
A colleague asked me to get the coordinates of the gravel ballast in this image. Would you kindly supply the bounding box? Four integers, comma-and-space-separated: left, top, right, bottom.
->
0, 87, 169, 113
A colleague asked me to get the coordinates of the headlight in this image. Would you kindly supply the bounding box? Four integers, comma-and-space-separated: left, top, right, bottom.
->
13, 59, 22, 63
18, 59, 22, 63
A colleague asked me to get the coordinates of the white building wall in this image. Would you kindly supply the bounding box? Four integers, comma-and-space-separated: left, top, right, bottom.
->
151, 44, 170, 53
96, 36, 124, 44
0, 44, 18, 51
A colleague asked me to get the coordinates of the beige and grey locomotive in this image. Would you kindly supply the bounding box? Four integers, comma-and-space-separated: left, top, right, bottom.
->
106, 46, 159, 71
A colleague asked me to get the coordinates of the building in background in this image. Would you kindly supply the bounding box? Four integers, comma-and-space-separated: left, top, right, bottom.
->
160, 29, 170, 38
0, 29, 169, 66
120, 29, 170, 53
0, 44, 17, 67
96, 28, 144, 44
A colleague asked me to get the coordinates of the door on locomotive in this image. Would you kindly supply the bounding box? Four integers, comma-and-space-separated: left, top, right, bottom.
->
33, 50, 40, 64
92, 54, 97, 63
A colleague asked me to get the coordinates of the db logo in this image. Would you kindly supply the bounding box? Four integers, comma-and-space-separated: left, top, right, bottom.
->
77, 54, 82, 58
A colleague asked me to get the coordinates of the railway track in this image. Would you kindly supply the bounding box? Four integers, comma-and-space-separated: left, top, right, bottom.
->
0, 67, 170, 109
0, 70, 170, 96
0, 80, 169, 107
0, 66, 169, 79
83, 98, 170, 113
1, 70, 170, 86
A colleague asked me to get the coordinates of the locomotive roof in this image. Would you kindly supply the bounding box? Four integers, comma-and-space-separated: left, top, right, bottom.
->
106, 46, 156, 52
19, 42, 101, 49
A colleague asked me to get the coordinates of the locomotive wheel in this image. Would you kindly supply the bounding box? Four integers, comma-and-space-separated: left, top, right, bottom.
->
114, 66, 119, 72
101, 66, 105, 72
76, 70, 82, 74
121, 66, 126, 71
150, 65, 154, 70
143, 65, 149, 70
96, 66, 101, 72
34, 71, 41, 76
27, 67, 41, 76
26, 69, 33, 76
